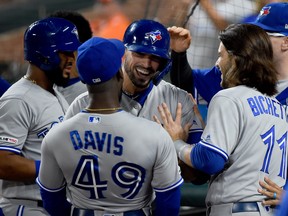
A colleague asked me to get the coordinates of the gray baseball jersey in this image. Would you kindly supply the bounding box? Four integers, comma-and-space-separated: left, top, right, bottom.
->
37, 110, 183, 211
202, 86, 287, 207
65, 80, 203, 138
54, 79, 87, 105
0, 78, 68, 201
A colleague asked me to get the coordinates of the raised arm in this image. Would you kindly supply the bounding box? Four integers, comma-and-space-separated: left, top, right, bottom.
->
168, 26, 194, 93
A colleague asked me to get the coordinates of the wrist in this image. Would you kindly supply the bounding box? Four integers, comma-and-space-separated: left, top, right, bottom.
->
174, 139, 187, 155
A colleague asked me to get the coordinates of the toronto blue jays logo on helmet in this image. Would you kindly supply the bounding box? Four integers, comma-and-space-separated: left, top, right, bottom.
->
259, 6, 271, 17
71, 27, 79, 39
145, 30, 162, 44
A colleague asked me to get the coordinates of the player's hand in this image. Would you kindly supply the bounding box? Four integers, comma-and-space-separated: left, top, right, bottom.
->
258, 176, 283, 206
167, 26, 191, 53
153, 102, 191, 141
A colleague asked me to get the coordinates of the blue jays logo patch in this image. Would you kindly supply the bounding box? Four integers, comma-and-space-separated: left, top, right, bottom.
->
259, 6, 271, 17
145, 30, 162, 44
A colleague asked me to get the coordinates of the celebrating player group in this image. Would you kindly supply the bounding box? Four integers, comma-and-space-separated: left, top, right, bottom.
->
0, 2, 288, 216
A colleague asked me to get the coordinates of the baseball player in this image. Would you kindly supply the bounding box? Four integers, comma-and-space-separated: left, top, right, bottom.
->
49, 10, 93, 105
64, 19, 204, 182
169, 1, 288, 203
170, 2, 288, 107
36, 37, 183, 216
156, 23, 288, 216
0, 17, 80, 216
65, 19, 204, 144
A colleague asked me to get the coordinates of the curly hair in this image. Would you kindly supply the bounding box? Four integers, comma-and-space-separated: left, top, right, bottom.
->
218, 23, 277, 96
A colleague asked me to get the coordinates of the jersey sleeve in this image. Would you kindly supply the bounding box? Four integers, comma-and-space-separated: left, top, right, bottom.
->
0, 99, 31, 153
179, 92, 204, 143
37, 136, 66, 190
200, 92, 242, 156
152, 127, 183, 192
192, 67, 222, 104
64, 92, 88, 120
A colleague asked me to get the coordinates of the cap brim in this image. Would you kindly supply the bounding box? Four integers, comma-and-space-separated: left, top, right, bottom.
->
249, 21, 288, 36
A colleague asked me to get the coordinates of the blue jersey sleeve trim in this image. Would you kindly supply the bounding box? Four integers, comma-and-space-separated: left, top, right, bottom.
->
35, 160, 40, 178
187, 130, 203, 144
154, 178, 183, 192
199, 140, 229, 160
0, 147, 21, 155
39, 186, 71, 216
191, 143, 227, 175
155, 186, 181, 215
36, 177, 66, 193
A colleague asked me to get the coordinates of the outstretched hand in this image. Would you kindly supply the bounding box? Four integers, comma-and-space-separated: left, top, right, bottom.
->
258, 176, 283, 206
153, 102, 191, 141
168, 26, 191, 53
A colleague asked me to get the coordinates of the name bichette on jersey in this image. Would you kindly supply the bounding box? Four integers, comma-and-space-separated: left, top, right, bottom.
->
247, 95, 287, 120
69, 130, 124, 156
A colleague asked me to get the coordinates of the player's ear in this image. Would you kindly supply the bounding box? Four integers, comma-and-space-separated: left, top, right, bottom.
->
281, 37, 288, 51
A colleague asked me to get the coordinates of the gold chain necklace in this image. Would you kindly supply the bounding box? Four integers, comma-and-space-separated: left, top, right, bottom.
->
23, 75, 37, 84
84, 107, 122, 112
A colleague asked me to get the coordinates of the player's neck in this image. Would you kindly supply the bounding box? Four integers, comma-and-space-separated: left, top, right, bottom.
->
84, 106, 122, 113
86, 96, 121, 114
122, 80, 147, 96
24, 65, 55, 94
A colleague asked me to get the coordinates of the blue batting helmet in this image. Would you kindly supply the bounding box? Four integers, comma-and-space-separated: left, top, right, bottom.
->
123, 19, 171, 85
24, 17, 81, 72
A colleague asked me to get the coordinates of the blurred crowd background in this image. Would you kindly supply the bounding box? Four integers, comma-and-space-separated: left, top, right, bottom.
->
0, 0, 257, 85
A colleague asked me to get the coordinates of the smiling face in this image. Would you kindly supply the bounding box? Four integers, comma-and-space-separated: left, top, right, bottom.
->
215, 42, 235, 89
122, 50, 163, 93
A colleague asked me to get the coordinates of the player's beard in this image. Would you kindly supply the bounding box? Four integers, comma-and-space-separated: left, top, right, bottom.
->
44, 66, 70, 87
221, 64, 236, 89
123, 59, 155, 89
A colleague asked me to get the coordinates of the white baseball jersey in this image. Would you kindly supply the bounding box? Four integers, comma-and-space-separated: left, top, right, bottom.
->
202, 86, 288, 206
0, 78, 68, 200
54, 79, 87, 105
65, 80, 203, 138
37, 110, 183, 211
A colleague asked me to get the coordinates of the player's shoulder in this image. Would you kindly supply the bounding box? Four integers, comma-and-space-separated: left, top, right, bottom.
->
215, 86, 255, 97
0, 79, 49, 107
122, 111, 166, 132
1, 79, 30, 99
69, 90, 89, 109
211, 86, 260, 107
156, 80, 190, 95
74, 90, 89, 101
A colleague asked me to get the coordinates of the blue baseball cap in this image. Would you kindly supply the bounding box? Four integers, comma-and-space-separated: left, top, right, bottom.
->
251, 2, 288, 36
77, 37, 125, 85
